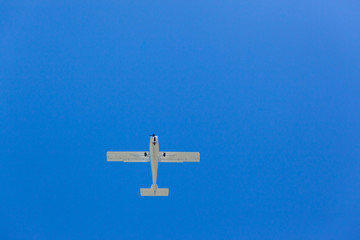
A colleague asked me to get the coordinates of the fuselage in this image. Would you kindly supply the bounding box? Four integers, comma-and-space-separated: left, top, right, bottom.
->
149, 135, 159, 189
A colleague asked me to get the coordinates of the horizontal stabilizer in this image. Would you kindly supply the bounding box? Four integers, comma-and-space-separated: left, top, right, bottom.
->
140, 188, 169, 197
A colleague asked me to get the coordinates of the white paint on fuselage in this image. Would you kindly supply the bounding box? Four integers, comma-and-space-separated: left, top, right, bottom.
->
150, 136, 159, 190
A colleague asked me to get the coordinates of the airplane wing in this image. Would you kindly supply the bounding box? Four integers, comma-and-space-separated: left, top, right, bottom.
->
159, 152, 200, 162
107, 152, 150, 162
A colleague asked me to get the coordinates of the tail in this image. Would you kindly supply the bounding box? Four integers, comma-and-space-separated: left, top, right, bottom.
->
140, 185, 169, 196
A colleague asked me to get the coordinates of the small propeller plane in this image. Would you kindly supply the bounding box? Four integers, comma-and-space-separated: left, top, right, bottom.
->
107, 134, 200, 196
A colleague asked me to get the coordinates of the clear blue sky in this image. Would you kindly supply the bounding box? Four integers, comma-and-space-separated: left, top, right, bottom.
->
1, 1, 359, 239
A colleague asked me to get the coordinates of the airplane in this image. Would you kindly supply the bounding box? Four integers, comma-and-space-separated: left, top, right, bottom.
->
107, 134, 200, 196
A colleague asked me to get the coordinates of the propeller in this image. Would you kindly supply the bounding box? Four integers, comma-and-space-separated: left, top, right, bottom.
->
149, 133, 155, 137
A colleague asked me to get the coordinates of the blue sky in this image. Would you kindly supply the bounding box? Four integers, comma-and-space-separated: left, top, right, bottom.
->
1, 1, 360, 239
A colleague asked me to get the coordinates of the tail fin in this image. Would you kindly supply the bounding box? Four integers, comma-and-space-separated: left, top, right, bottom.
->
140, 186, 169, 196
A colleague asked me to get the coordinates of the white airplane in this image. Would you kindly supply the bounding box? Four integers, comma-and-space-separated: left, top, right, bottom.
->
107, 134, 200, 196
